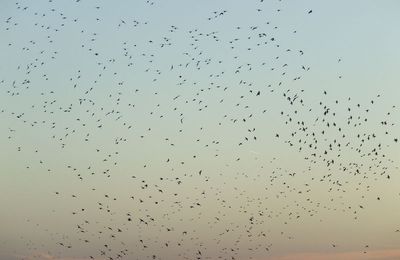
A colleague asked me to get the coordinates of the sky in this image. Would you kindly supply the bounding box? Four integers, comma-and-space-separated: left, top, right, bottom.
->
0, 0, 400, 259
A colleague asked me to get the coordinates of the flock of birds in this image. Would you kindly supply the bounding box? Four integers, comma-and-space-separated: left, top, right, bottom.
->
1, 0, 399, 259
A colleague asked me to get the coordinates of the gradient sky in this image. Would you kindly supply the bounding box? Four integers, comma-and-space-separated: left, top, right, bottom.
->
1, 0, 400, 259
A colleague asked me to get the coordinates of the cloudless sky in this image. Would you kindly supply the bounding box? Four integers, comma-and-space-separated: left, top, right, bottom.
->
0, 1, 400, 259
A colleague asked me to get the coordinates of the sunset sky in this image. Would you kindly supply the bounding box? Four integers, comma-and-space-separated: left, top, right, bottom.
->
1, 0, 399, 259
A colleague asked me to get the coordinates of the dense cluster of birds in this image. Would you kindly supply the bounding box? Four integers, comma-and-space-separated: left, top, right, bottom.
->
0, 0, 399, 259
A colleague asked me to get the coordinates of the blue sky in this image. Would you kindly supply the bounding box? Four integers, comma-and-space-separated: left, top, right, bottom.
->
0, 0, 399, 259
